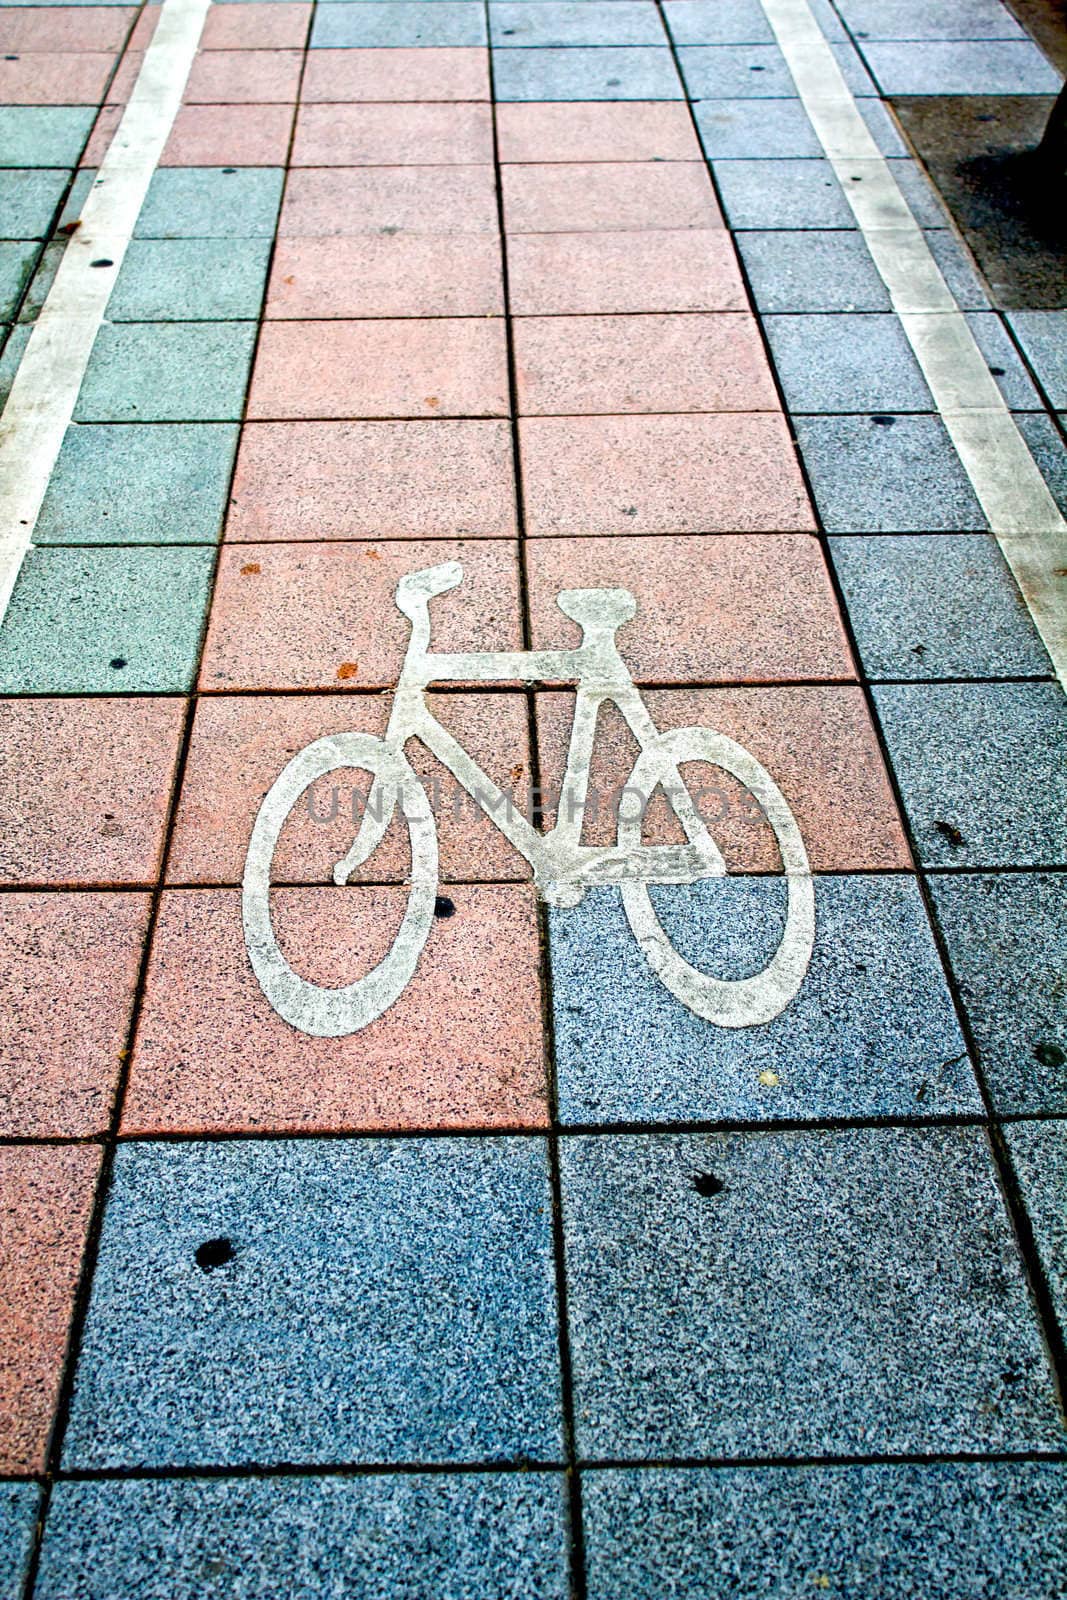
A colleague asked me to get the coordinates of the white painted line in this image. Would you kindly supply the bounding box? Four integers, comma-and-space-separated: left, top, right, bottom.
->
758, 0, 1067, 687
0, 0, 210, 621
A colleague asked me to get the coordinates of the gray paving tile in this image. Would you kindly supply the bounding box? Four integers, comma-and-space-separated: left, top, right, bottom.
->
925, 228, 991, 309
491, 45, 682, 100
665, 0, 777, 45
1006, 311, 1067, 408
74, 322, 257, 422
739, 230, 890, 312
38, 1475, 569, 1600
583, 1461, 1067, 1600
490, 1, 665, 46
0, 239, 38, 321
837, 0, 1027, 41
35, 422, 239, 546
55, 166, 95, 232
17, 238, 63, 323
794, 414, 987, 531
107, 239, 272, 321
135, 167, 286, 240
0, 547, 215, 693
0, 107, 95, 168
1016, 411, 1067, 516
549, 875, 975, 1125
310, 2, 487, 48
929, 873, 1067, 1114
863, 39, 1062, 94
874, 681, 1067, 867
711, 155, 935, 228
695, 96, 906, 158
764, 312, 934, 413
561, 1126, 1065, 1458
830, 534, 1052, 680
0, 322, 30, 408
0, 168, 69, 240
63, 1137, 562, 1469
0, 1484, 39, 1600
1006, 1120, 1067, 1327
966, 311, 1043, 408
680, 40, 875, 98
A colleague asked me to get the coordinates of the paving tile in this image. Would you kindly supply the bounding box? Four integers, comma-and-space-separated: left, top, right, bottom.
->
525, 534, 851, 681
664, 0, 848, 45
279, 165, 499, 235
134, 166, 285, 238
863, 39, 1062, 95
830, 534, 1052, 680
0, 168, 69, 239
38, 1474, 568, 1600
248, 318, 509, 420
184, 47, 302, 103
81, 102, 123, 166
837, 0, 1027, 41
564, 1126, 1063, 1455
0, 323, 29, 409
924, 228, 993, 308
0, 546, 215, 693
0, 52, 113, 108
965, 310, 1042, 407
496, 100, 699, 161
520, 414, 813, 535
227, 419, 516, 539
168, 691, 533, 884
794, 414, 987, 531
1017, 411, 1067, 516
201, 539, 523, 690
310, 2, 487, 49
0, 238, 37, 320
0, 1485, 39, 1600
583, 1461, 1067, 1600
929, 873, 1067, 1114
1006, 311, 1067, 408
490, 2, 665, 47
679, 40, 875, 98
0, 106, 95, 167
874, 681, 1067, 867
267, 234, 503, 318
741, 230, 894, 313
713, 156, 946, 229
1006, 1121, 1067, 1329
75, 321, 257, 421
0, 697, 184, 887
63, 1136, 561, 1466
161, 103, 294, 166
0, 1144, 100, 1474
515, 311, 776, 415
0, 891, 150, 1137
503, 161, 720, 232
291, 104, 494, 171
301, 45, 490, 101
201, 2, 312, 49
492, 46, 682, 102
551, 876, 969, 1123
36, 421, 239, 545
107, 238, 271, 320
0, 9, 135, 50
507, 229, 746, 314
16, 236, 61, 323
764, 312, 934, 413
695, 97, 906, 159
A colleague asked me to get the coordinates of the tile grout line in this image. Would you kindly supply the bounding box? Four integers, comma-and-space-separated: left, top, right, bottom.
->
757, 0, 1067, 688
0, 0, 211, 623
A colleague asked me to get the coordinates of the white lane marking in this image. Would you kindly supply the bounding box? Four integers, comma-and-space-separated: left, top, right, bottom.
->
759, 0, 1067, 687
0, 0, 210, 621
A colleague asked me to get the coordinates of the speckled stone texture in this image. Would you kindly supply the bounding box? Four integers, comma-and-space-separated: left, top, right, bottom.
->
506, 231, 746, 316
310, 2, 488, 50
134, 166, 285, 238
74, 322, 257, 422
1006, 1120, 1067, 1331
583, 1461, 1067, 1599
63, 1137, 562, 1468
106, 239, 272, 321
694, 96, 905, 159
491, 46, 682, 101
0, 1483, 38, 1600
496, 100, 698, 161
38, 1473, 569, 1600
795, 415, 987, 531
560, 1127, 1065, 1458
265, 236, 504, 319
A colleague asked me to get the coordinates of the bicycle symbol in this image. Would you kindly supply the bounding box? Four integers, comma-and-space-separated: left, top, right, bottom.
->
242, 561, 815, 1038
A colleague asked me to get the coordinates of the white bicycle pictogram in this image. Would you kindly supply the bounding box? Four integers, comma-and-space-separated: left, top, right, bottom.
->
243, 561, 815, 1038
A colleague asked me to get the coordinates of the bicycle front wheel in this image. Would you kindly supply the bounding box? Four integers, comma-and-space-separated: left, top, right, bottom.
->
242, 733, 438, 1038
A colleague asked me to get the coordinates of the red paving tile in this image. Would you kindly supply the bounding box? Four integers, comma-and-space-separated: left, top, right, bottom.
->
184, 48, 303, 105
535, 686, 909, 871
502, 161, 722, 233
513, 313, 778, 415
0, 699, 185, 888
279, 165, 499, 236
161, 102, 294, 165
525, 534, 854, 683
122, 885, 548, 1134
200, 2, 312, 50
0, 1144, 100, 1474
0, 893, 151, 1137
82, 102, 122, 164
291, 102, 494, 166
496, 102, 700, 163
201, 540, 523, 691
247, 318, 509, 420
127, 5, 159, 50
227, 420, 516, 540
0, 7, 134, 52
507, 230, 747, 315
520, 413, 815, 536
168, 693, 533, 885
266, 235, 504, 319
301, 46, 489, 103
0, 51, 114, 105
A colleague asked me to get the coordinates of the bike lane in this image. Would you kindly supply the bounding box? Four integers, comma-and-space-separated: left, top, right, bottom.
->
0, 1, 1064, 1596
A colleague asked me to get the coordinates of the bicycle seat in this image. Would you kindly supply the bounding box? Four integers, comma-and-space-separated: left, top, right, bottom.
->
556, 588, 637, 630
395, 561, 463, 619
